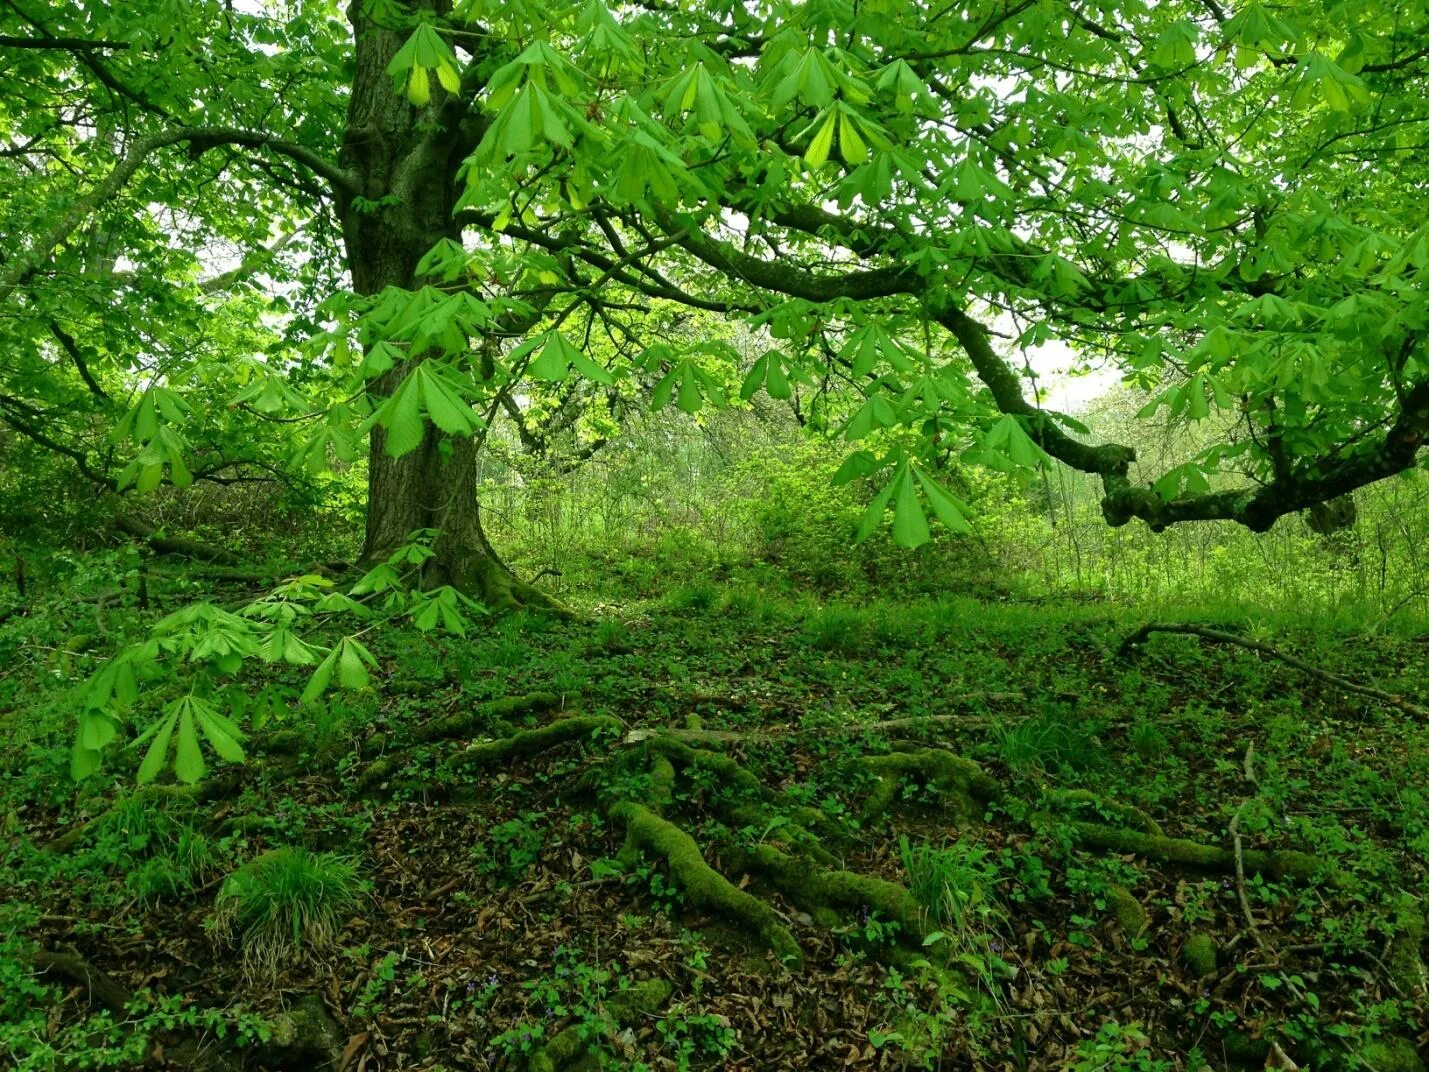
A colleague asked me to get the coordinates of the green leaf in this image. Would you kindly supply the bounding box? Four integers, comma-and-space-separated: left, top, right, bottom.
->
418, 365, 480, 436
137, 709, 179, 785
891, 469, 931, 549
676, 366, 703, 414
300, 648, 339, 705
832, 450, 879, 485
175, 705, 206, 784
915, 470, 973, 534
804, 111, 836, 169
338, 638, 375, 690
197, 706, 247, 764
855, 472, 899, 543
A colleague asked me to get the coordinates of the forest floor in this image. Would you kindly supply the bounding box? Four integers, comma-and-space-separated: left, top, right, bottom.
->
3, 579, 1428, 1071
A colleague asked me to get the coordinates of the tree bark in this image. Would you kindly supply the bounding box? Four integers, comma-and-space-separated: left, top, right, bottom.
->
336, 3, 558, 613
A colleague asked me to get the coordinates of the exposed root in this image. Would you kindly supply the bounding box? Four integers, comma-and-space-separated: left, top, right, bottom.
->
607, 799, 803, 969
641, 736, 766, 799
859, 748, 999, 824
1049, 818, 1332, 882
413, 691, 565, 744
527, 978, 673, 1072
1042, 788, 1162, 835
42, 777, 242, 855
34, 949, 132, 1012
732, 842, 924, 939
447, 715, 619, 772
35, 950, 341, 1069
1182, 934, 1218, 977
1386, 894, 1427, 998
1105, 884, 1150, 942
625, 697, 1024, 747
471, 554, 576, 619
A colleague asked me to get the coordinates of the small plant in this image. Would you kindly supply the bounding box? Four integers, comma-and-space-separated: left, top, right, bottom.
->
1070, 1021, 1174, 1071
901, 835, 1006, 940
473, 813, 545, 884
658, 1006, 736, 1071
989, 701, 1102, 775
209, 847, 363, 978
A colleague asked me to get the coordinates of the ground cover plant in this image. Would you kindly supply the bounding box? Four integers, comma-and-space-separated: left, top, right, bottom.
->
3, 545, 1428, 1069
3, 0, 1429, 1068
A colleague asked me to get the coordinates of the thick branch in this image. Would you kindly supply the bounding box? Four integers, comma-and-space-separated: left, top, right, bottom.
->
0, 34, 129, 49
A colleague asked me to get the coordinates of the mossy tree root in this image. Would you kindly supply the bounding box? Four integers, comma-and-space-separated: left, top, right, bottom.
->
445, 715, 620, 772
526, 978, 673, 1072
1049, 818, 1333, 882
355, 714, 618, 795
1043, 788, 1163, 835
732, 842, 925, 938
413, 691, 564, 744
41, 776, 244, 855
641, 736, 767, 799
860, 748, 1000, 824
1386, 894, 1427, 998
607, 799, 804, 969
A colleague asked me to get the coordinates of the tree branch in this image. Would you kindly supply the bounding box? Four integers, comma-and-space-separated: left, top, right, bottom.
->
0, 34, 129, 49
0, 127, 355, 306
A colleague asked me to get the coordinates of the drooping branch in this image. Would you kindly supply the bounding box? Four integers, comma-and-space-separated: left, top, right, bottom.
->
651, 207, 1429, 532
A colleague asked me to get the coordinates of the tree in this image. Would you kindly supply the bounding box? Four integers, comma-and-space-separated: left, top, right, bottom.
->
3, 0, 1428, 601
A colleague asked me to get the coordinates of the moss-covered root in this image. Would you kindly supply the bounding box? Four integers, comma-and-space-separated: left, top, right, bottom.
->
414, 692, 563, 744
1182, 933, 1218, 978
860, 748, 1000, 824
1387, 894, 1427, 998
1051, 818, 1332, 882
1044, 788, 1163, 836
528, 979, 673, 1072
446, 715, 620, 772
1358, 1036, 1426, 1072
608, 800, 803, 970
734, 842, 924, 938
642, 736, 766, 798
1106, 884, 1150, 942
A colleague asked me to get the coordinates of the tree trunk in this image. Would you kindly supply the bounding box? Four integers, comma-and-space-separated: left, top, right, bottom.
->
336, 3, 559, 614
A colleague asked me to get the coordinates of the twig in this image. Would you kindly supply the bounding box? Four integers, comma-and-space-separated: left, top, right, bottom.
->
1119, 622, 1429, 720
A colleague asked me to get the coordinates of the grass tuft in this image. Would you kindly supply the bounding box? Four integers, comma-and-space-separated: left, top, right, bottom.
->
210, 847, 363, 979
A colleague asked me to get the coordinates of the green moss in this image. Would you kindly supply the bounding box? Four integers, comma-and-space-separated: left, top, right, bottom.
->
1044, 788, 1162, 835
446, 715, 618, 771
1054, 819, 1332, 882
642, 737, 765, 798
650, 755, 677, 813
1387, 895, 1427, 998
1219, 1029, 1268, 1066
860, 748, 1000, 823
1106, 884, 1149, 941
1359, 1036, 1425, 1072
736, 842, 923, 937
1182, 933, 1218, 978
412, 692, 562, 744
608, 800, 803, 969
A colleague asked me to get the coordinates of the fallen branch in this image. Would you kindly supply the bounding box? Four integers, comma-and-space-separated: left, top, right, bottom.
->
1118, 622, 1429, 720
113, 516, 242, 566
34, 950, 132, 1012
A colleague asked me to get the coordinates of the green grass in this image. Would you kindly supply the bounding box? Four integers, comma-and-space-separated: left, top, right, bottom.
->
210, 847, 364, 979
